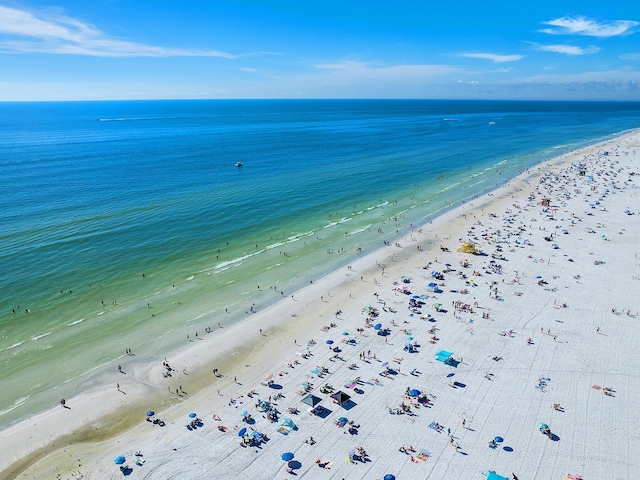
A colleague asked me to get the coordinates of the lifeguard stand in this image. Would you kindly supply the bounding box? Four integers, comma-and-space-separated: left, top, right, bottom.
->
456, 242, 476, 254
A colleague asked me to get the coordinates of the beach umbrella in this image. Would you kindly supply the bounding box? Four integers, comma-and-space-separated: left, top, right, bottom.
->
146, 410, 155, 417
494, 436, 504, 443
487, 473, 509, 480
374, 323, 382, 330
381, 361, 389, 368
240, 410, 248, 418
409, 389, 421, 396
281, 452, 294, 461
383, 475, 396, 480
264, 374, 273, 381
326, 339, 334, 345
188, 412, 197, 418
342, 331, 349, 336
238, 427, 247, 437
406, 336, 413, 341
311, 368, 321, 374
114, 456, 126, 465
338, 417, 348, 424
538, 422, 549, 430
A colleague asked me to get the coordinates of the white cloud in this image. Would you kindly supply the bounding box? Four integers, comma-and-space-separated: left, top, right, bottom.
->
459, 53, 523, 63
312, 59, 458, 78
540, 16, 639, 38
536, 44, 600, 55
0, 5, 237, 58
620, 52, 640, 61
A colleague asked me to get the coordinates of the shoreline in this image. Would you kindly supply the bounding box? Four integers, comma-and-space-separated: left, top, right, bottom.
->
3, 129, 640, 479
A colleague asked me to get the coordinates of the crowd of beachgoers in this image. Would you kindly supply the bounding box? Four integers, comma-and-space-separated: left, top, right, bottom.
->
4, 132, 640, 480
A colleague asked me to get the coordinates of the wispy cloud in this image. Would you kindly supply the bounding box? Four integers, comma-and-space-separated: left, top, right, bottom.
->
313, 59, 458, 79
0, 6, 237, 57
540, 16, 639, 38
459, 53, 523, 63
533, 43, 600, 55
620, 52, 640, 61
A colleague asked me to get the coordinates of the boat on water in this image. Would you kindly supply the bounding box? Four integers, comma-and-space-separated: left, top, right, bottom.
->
235, 162, 243, 167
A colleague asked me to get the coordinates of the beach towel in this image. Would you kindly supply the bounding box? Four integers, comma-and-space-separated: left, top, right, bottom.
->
417, 450, 430, 461
428, 421, 444, 432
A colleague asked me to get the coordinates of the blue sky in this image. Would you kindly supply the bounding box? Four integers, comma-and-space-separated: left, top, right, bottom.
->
1, 1, 639, 101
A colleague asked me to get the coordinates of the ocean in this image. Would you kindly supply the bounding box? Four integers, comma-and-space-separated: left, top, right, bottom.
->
1, 99, 639, 428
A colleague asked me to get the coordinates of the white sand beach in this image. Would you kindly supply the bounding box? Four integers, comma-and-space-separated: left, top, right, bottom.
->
3, 131, 640, 480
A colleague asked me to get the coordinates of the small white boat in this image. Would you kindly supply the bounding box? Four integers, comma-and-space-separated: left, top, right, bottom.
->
235, 162, 243, 167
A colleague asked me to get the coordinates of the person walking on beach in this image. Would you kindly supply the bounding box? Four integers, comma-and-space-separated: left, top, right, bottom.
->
117, 383, 120, 392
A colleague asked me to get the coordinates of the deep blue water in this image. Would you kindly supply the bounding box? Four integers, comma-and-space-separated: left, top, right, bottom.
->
1, 99, 639, 426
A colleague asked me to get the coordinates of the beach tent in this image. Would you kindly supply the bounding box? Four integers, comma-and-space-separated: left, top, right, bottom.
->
301, 394, 322, 407
427, 282, 438, 292
330, 391, 351, 405
457, 242, 477, 254
279, 417, 296, 429
434, 350, 453, 363
487, 472, 509, 480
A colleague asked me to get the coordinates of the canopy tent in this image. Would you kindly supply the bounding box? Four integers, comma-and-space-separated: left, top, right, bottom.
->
301, 394, 322, 407
427, 282, 439, 292
487, 472, 509, 480
434, 350, 453, 363
330, 391, 351, 405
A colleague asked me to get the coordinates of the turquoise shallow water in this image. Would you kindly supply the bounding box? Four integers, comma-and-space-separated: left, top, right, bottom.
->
1, 99, 639, 427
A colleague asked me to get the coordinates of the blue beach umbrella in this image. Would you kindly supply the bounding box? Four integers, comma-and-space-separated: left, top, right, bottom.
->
240, 410, 248, 418
494, 436, 504, 443
188, 412, 197, 418
326, 339, 334, 345
384, 475, 396, 480
406, 336, 413, 341
374, 323, 382, 330
338, 417, 348, 424
238, 427, 247, 437
409, 389, 421, 396
114, 456, 126, 465
342, 331, 349, 336
281, 452, 294, 461
146, 410, 155, 417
